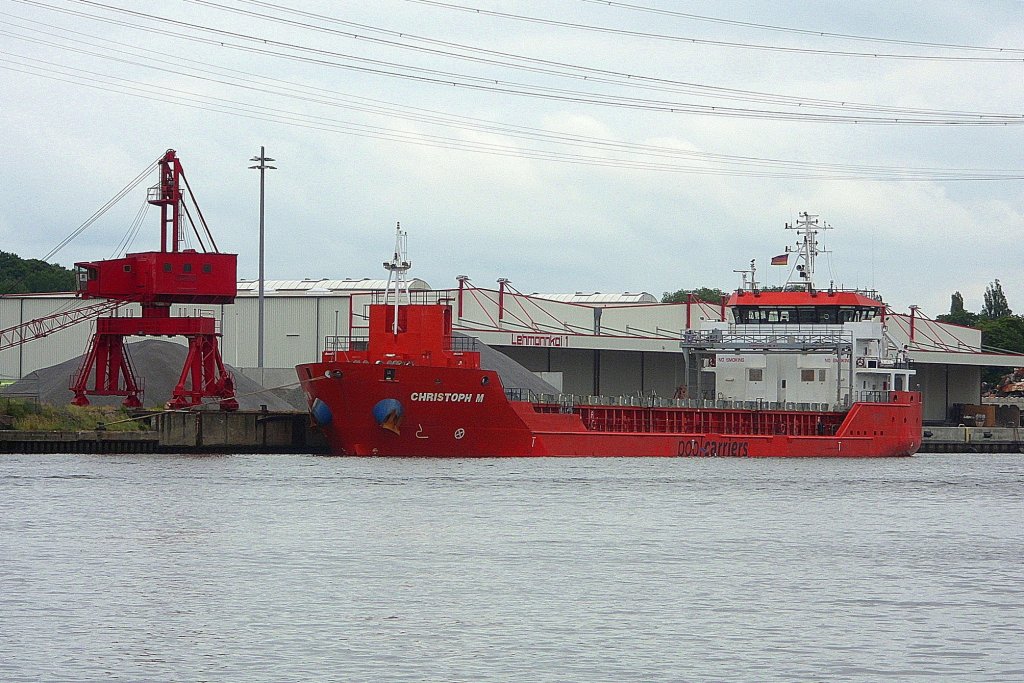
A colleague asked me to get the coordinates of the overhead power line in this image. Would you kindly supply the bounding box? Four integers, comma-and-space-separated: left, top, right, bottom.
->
581, 0, 1024, 53
11, 0, 1021, 125
1, 49, 1020, 182
183, 0, 1022, 119
405, 0, 1024, 61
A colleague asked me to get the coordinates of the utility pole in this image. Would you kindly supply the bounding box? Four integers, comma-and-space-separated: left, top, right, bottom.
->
248, 147, 275, 368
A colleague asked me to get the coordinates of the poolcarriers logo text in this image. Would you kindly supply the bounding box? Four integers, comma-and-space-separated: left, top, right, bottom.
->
678, 438, 750, 457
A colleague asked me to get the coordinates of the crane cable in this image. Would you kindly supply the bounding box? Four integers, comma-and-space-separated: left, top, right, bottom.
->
42, 157, 159, 264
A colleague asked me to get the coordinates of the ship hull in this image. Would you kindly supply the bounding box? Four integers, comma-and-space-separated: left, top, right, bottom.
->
297, 361, 922, 458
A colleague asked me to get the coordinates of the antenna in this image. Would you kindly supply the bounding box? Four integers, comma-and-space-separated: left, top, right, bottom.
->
733, 258, 758, 292
784, 212, 832, 292
383, 222, 412, 334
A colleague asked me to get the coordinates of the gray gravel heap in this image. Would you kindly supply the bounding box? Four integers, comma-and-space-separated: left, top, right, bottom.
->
1, 339, 301, 411
2, 336, 555, 411
459, 333, 559, 395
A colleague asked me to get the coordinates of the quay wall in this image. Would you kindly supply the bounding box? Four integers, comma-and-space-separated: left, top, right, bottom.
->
919, 426, 1023, 453
0, 410, 327, 454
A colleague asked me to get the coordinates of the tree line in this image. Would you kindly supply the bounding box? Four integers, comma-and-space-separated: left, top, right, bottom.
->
0, 252, 76, 294
936, 280, 1024, 355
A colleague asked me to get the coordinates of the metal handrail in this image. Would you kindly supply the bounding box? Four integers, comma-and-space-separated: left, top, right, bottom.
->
501, 389, 883, 411
324, 334, 478, 353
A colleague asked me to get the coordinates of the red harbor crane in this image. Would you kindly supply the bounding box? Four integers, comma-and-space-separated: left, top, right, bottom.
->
71, 149, 239, 410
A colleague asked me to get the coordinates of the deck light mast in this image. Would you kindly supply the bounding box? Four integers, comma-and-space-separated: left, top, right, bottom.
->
383, 222, 412, 334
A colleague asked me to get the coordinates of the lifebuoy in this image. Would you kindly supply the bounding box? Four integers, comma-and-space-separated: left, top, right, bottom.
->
856, 357, 866, 367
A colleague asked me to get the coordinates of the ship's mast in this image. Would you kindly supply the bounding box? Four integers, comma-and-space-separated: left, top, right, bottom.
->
785, 212, 831, 292
733, 259, 758, 292
383, 222, 412, 334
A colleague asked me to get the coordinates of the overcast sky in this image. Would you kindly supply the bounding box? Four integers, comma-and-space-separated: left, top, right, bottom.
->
2, 0, 1021, 315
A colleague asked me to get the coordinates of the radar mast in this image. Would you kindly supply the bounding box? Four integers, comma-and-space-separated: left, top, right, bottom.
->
785, 212, 831, 292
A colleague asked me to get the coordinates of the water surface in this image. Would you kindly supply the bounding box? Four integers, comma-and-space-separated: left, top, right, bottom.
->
1, 453, 1021, 681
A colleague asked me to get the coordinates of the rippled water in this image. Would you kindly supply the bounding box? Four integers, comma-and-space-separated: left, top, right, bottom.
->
1, 453, 1022, 682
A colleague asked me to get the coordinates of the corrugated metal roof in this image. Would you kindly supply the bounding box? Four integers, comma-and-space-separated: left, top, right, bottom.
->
320, 278, 430, 291
235, 278, 431, 293
531, 291, 658, 304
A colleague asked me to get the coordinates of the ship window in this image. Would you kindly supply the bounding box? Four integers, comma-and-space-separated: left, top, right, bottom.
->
163, 263, 172, 273
88, 268, 97, 281
801, 369, 815, 382
818, 369, 826, 382
202, 263, 212, 273
123, 265, 132, 272
748, 368, 763, 382
384, 368, 396, 381
183, 263, 192, 273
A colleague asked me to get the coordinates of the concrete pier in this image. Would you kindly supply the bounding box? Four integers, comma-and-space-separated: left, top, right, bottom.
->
0, 430, 160, 454
155, 410, 327, 453
0, 410, 327, 454
918, 426, 1023, 453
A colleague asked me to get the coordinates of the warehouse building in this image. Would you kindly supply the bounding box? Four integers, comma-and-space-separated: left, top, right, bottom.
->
0, 277, 1017, 424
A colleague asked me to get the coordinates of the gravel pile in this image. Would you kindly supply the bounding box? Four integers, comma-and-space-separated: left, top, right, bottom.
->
2, 339, 302, 411
460, 333, 560, 395
2, 337, 554, 411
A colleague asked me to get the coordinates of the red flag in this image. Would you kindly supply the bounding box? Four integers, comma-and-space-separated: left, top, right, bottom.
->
770, 254, 788, 266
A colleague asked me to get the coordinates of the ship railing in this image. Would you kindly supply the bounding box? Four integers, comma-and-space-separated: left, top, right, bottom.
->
852, 390, 895, 404
324, 336, 370, 352
681, 328, 853, 351
860, 358, 913, 370
445, 335, 478, 352
370, 290, 457, 306
506, 390, 850, 412
505, 387, 541, 403
322, 334, 477, 353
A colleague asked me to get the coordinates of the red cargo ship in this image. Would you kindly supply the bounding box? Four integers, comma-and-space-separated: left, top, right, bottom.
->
296, 219, 922, 457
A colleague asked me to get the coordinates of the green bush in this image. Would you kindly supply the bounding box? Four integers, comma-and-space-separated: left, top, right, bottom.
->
0, 400, 148, 431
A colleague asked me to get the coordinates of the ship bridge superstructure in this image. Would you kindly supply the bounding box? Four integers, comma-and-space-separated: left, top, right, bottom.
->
692, 215, 912, 408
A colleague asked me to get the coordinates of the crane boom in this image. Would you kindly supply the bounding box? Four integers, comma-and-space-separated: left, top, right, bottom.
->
0, 300, 121, 351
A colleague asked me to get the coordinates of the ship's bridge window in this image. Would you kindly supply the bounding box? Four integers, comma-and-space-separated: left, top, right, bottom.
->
838, 306, 880, 322
734, 307, 789, 324
798, 307, 819, 324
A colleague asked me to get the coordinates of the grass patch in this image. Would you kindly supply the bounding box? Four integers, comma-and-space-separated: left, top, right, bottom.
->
0, 399, 149, 431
